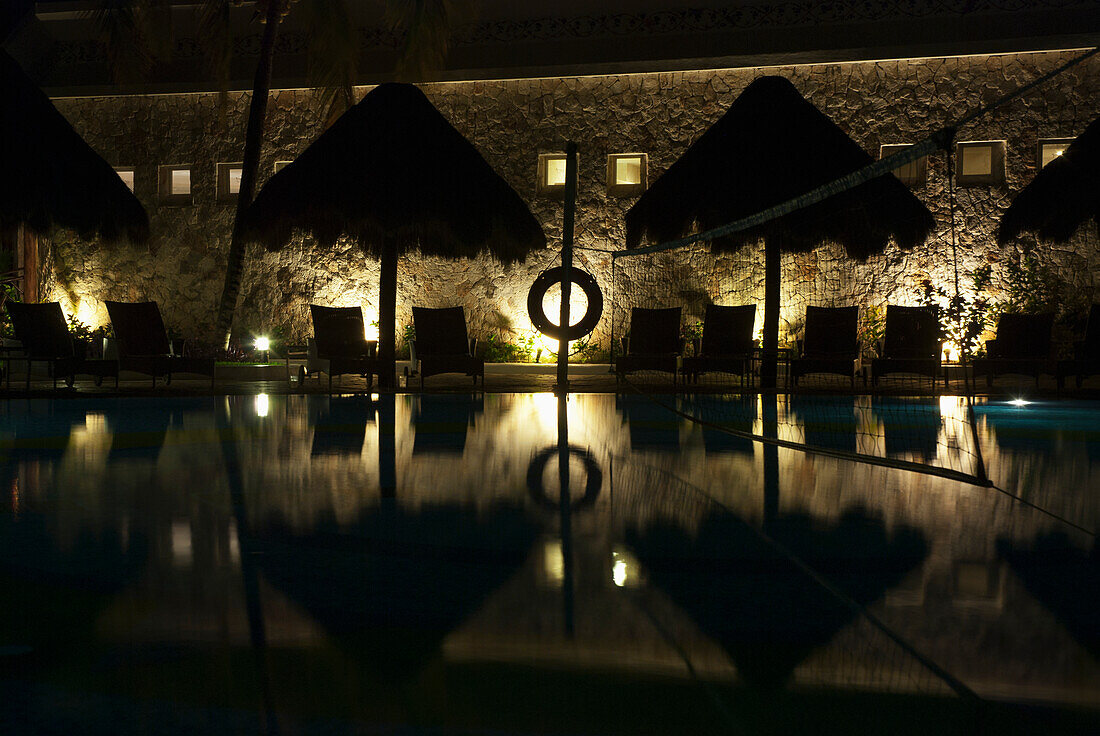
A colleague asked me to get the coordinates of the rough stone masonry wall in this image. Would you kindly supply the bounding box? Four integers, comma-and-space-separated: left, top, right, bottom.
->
45, 49, 1100, 352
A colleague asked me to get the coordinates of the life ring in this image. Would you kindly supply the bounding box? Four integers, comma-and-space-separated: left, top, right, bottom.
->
527, 266, 603, 342
526, 445, 603, 511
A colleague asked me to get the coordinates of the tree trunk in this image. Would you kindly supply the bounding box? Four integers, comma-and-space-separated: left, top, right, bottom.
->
213, 3, 283, 350
760, 238, 781, 389
378, 238, 398, 388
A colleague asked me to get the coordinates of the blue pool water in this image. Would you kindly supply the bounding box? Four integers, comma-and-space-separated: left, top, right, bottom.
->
0, 394, 1097, 734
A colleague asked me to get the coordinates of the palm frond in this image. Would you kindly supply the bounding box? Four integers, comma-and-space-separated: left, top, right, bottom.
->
198, 0, 234, 111
86, 0, 157, 84
298, 0, 357, 115
386, 0, 454, 82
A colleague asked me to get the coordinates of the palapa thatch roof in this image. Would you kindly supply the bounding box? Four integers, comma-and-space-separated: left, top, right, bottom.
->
242, 83, 545, 261
998, 116, 1100, 245
0, 51, 148, 244
625, 76, 934, 257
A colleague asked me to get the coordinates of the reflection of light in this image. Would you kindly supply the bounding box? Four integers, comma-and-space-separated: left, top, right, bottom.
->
1009, 398, 1031, 407
228, 520, 240, 564
255, 393, 269, 417
85, 412, 107, 432
172, 520, 192, 567
543, 538, 564, 586
254, 336, 270, 352
611, 546, 642, 588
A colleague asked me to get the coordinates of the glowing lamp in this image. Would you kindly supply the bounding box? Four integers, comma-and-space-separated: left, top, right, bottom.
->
254, 337, 270, 352
1009, 398, 1031, 407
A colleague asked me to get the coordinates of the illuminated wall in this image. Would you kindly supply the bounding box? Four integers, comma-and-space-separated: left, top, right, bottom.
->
43, 49, 1100, 351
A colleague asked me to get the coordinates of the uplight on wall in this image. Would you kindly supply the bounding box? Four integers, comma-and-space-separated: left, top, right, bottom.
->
606, 153, 648, 196
537, 153, 573, 196
217, 163, 243, 202
880, 144, 927, 187
955, 141, 1006, 186
1037, 138, 1073, 168
115, 167, 136, 192
159, 165, 193, 205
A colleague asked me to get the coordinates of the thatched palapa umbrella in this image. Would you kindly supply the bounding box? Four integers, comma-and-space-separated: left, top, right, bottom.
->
242, 83, 546, 387
0, 51, 148, 244
998, 116, 1100, 245
626, 76, 934, 387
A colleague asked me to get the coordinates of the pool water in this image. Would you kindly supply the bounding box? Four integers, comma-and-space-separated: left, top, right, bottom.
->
1, 394, 1097, 735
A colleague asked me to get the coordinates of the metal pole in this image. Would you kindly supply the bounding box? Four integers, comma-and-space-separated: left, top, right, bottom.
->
557, 142, 578, 390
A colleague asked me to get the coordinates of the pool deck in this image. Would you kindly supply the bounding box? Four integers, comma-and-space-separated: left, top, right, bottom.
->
1, 361, 1096, 398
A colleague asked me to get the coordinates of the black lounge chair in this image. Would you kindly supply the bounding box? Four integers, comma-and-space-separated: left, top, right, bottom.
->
104, 300, 216, 388
682, 304, 756, 385
972, 312, 1055, 388
412, 306, 484, 388
615, 306, 682, 384
1058, 304, 1100, 389
3, 301, 116, 389
789, 306, 860, 388
871, 305, 942, 389
305, 305, 382, 391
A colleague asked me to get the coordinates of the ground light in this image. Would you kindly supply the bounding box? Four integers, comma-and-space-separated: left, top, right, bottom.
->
255, 336, 270, 363
1009, 398, 1031, 407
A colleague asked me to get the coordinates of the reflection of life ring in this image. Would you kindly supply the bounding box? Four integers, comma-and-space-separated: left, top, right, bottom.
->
526, 445, 603, 511
527, 266, 603, 342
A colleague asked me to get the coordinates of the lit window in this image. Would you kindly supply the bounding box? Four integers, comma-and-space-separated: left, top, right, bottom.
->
159, 165, 193, 204
880, 144, 926, 187
537, 153, 573, 196
171, 169, 191, 194
1038, 138, 1073, 168
115, 167, 135, 192
956, 141, 1005, 186
274, 160, 292, 174
606, 153, 648, 195
217, 162, 243, 202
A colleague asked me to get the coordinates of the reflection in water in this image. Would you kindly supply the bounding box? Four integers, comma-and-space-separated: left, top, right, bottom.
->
999, 533, 1099, 658
628, 507, 928, 689
788, 395, 858, 454
617, 393, 681, 452
1, 394, 1098, 732
684, 393, 756, 456
873, 397, 941, 461
256, 503, 536, 684
411, 393, 483, 455
310, 394, 374, 457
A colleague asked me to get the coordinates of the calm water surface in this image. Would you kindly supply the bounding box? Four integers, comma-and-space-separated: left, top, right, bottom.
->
1, 394, 1097, 734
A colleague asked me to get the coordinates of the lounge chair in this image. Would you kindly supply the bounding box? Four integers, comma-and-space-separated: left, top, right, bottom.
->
411, 306, 484, 388
304, 305, 381, 391
972, 312, 1055, 388
871, 305, 942, 389
615, 306, 682, 384
3, 301, 116, 389
1058, 304, 1100, 389
104, 300, 216, 388
681, 304, 756, 385
789, 306, 860, 388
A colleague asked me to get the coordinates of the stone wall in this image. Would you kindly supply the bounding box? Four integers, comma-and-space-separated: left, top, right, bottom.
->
45, 49, 1100, 352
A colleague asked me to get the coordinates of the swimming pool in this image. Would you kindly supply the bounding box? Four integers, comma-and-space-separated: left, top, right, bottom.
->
1, 394, 1097, 734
